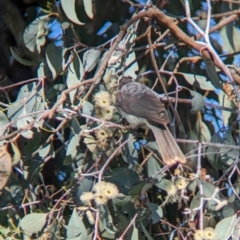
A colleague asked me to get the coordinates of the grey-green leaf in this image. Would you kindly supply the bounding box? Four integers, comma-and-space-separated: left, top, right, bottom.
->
67, 208, 87, 239
178, 72, 215, 90
202, 55, 222, 89
10, 47, 38, 66
0, 111, 9, 137
46, 43, 65, 80
19, 213, 48, 235
83, 49, 101, 72
63, 118, 81, 165
189, 90, 204, 113
83, 0, 93, 19
61, 0, 85, 25
23, 16, 49, 52
215, 214, 238, 240
147, 202, 163, 224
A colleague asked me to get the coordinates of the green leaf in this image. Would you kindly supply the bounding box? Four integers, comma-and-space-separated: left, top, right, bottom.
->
23, 16, 49, 52
222, 204, 235, 218
10, 47, 38, 66
131, 226, 139, 240
66, 208, 87, 239
206, 129, 237, 170
146, 152, 162, 180
83, 134, 96, 153
46, 43, 65, 79
178, 72, 215, 90
99, 205, 118, 234
38, 143, 52, 158
218, 90, 233, 126
104, 167, 140, 195
124, 51, 138, 79
83, 49, 101, 72
46, 83, 66, 100
63, 118, 81, 165
220, 22, 240, 53
0, 111, 9, 137
81, 100, 94, 122
73, 177, 94, 205
193, 119, 211, 142
129, 179, 156, 196
215, 214, 238, 240
83, 0, 93, 19
147, 202, 163, 224
189, 89, 204, 113
155, 179, 174, 192
10, 141, 21, 166
7, 83, 37, 127
136, 208, 152, 222
61, 0, 85, 25
190, 181, 220, 212
202, 55, 222, 89
140, 221, 154, 240
121, 133, 138, 169
16, 110, 35, 139
19, 213, 48, 235
66, 49, 84, 104
98, 219, 116, 239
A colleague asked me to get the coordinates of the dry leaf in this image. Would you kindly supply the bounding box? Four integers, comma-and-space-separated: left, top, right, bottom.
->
0, 144, 12, 191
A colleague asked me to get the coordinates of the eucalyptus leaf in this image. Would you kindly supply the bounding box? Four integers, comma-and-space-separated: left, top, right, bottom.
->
81, 100, 94, 122
215, 214, 238, 240
190, 180, 220, 212
46, 43, 65, 79
23, 16, 49, 52
83, 0, 93, 19
121, 133, 138, 169
104, 167, 140, 195
66, 208, 87, 239
99, 205, 118, 234
61, 0, 85, 25
46, 83, 66, 100
146, 152, 162, 180
83, 49, 101, 72
147, 202, 163, 224
38, 143, 52, 158
178, 72, 215, 90
189, 89, 204, 113
98, 219, 116, 239
73, 177, 94, 206
7, 83, 37, 127
83, 134, 96, 153
202, 55, 222, 89
131, 226, 139, 240
0, 111, 9, 137
10, 47, 38, 66
10, 141, 21, 166
66, 49, 83, 104
19, 213, 48, 235
140, 221, 154, 240
63, 118, 81, 165
206, 129, 237, 170
218, 90, 233, 126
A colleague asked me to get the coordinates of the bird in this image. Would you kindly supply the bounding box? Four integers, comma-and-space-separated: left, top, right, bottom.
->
115, 76, 186, 166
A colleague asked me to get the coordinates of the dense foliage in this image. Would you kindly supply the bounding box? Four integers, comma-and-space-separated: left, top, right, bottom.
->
1, 0, 240, 239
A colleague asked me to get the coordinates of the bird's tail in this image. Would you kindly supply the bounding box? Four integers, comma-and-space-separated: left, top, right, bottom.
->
150, 124, 186, 165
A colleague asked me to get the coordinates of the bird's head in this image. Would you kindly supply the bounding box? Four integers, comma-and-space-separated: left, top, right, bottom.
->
118, 76, 134, 89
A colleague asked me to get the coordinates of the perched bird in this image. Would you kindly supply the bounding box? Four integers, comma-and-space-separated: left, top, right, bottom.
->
115, 76, 186, 166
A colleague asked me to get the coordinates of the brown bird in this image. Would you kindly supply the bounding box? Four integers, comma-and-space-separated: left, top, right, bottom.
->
115, 77, 186, 166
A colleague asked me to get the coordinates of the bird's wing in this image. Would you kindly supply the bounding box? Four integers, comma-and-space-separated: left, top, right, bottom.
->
116, 82, 170, 125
